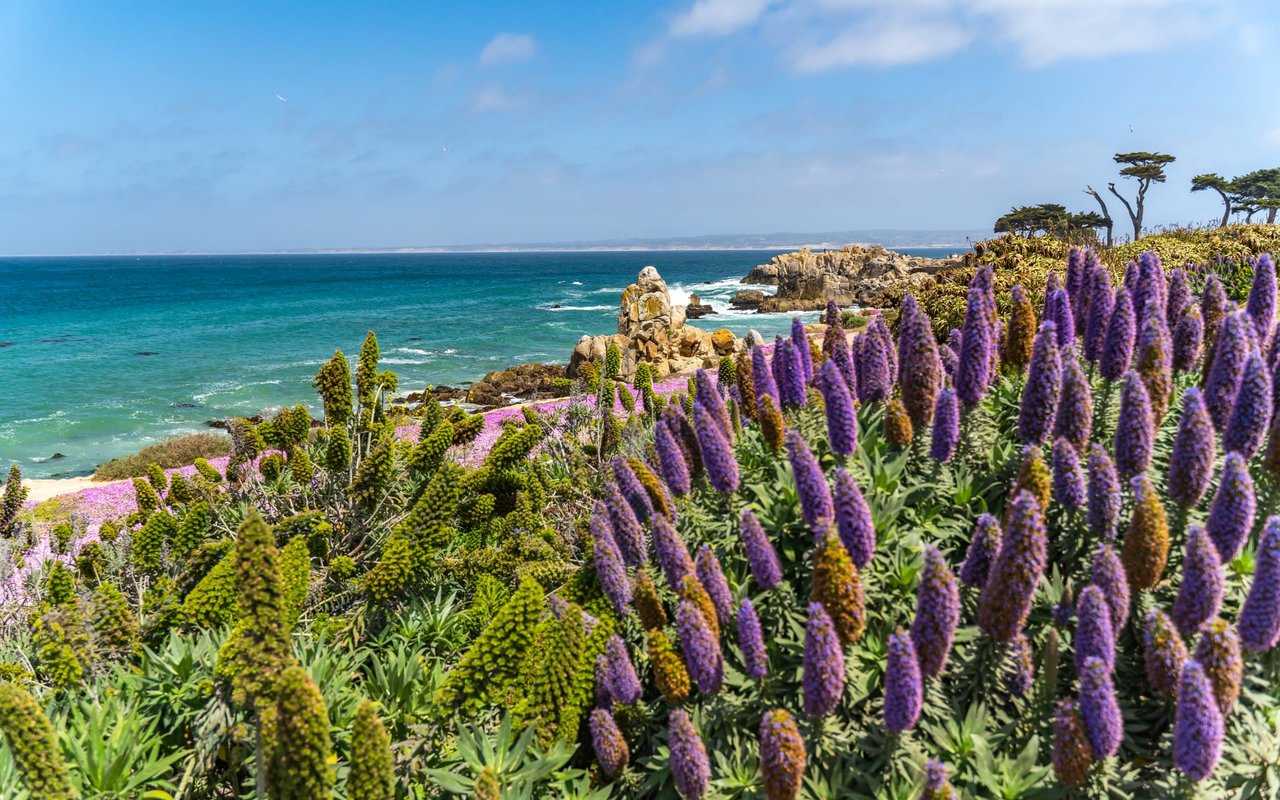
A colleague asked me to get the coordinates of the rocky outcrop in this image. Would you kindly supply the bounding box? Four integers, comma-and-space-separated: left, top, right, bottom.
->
569, 266, 742, 380
742, 245, 960, 311
466, 363, 568, 407
685, 293, 716, 319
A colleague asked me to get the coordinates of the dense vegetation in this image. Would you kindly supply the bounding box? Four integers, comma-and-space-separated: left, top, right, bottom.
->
3, 233, 1280, 799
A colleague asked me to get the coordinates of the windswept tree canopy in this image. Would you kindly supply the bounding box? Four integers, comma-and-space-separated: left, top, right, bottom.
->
994, 204, 1105, 239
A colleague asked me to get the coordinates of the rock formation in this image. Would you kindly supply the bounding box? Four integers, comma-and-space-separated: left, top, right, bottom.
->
569, 266, 741, 380
740, 245, 959, 311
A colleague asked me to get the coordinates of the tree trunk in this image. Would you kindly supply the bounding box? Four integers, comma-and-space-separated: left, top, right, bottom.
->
1214, 188, 1230, 228
1269, 207, 1278, 225
1108, 183, 1140, 242
1085, 186, 1115, 247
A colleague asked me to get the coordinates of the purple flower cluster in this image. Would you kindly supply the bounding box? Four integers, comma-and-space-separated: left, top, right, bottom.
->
1074, 585, 1115, 674
802, 602, 845, 718
833, 467, 875, 568
695, 369, 733, 437
1173, 305, 1204, 373
786, 430, 834, 536
920, 759, 958, 800
1195, 619, 1243, 715
1247, 253, 1277, 350
1101, 289, 1136, 381
1173, 525, 1224, 637
956, 287, 993, 406
1240, 515, 1280, 651
978, 490, 1048, 642
911, 546, 960, 678
858, 326, 893, 403
738, 598, 768, 680
1205, 452, 1255, 564
1090, 544, 1130, 635
604, 485, 647, 567
655, 421, 693, 496
753, 345, 780, 412
693, 402, 739, 494
1052, 699, 1093, 788
676, 598, 724, 695
759, 709, 806, 800
1078, 655, 1123, 759
591, 509, 632, 614
884, 629, 923, 733
739, 509, 782, 589
792, 317, 814, 382
930, 388, 960, 462
1084, 268, 1114, 364
826, 326, 857, 394
1142, 609, 1188, 695
605, 635, 643, 705
1052, 438, 1086, 511
1054, 358, 1093, 451
613, 457, 655, 522
1087, 444, 1122, 541
590, 709, 630, 778
694, 545, 733, 625
817, 359, 858, 456
776, 340, 809, 408
1048, 288, 1075, 351
1173, 661, 1224, 781
897, 295, 943, 427
668, 709, 710, 799
1205, 311, 1255, 430
1007, 632, 1034, 697
1113, 371, 1154, 477
1018, 321, 1062, 445
1224, 352, 1273, 458
1167, 388, 1216, 506
959, 514, 1001, 588
652, 512, 695, 592
1167, 268, 1191, 330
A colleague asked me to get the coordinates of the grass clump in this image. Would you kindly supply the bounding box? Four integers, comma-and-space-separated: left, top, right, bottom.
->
92, 433, 230, 481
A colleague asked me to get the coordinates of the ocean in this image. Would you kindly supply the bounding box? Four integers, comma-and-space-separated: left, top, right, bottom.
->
0, 248, 963, 477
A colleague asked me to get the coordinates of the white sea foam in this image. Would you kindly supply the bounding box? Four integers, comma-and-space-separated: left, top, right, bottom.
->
541, 304, 613, 312
382, 357, 432, 365
395, 347, 434, 356
571, 280, 583, 285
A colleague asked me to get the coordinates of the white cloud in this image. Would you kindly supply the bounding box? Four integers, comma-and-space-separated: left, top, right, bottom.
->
471, 84, 527, 113
479, 32, 537, 66
791, 16, 970, 71
670, 0, 777, 37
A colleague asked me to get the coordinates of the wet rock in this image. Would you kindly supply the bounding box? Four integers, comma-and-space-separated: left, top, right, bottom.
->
685, 293, 716, 319
466, 363, 568, 408
742, 245, 960, 310
729, 290, 766, 310
135, 351, 161, 356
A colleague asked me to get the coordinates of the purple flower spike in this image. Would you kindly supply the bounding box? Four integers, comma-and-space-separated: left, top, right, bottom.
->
694, 545, 733, 626
1087, 444, 1122, 541
826, 327, 857, 394
783, 339, 810, 408
802, 602, 845, 718
1142, 609, 1188, 695
676, 599, 724, 695
1200, 275, 1232, 368
594, 655, 613, 709
1167, 268, 1191, 331
960, 514, 1001, 588
590, 709, 630, 778
759, 709, 807, 800
1090, 544, 1130, 636
1205, 311, 1255, 430
858, 328, 893, 403
898, 295, 943, 428
1052, 438, 1086, 511
1078, 656, 1123, 759
1113, 371, 1154, 478
817, 360, 858, 456
1195, 620, 1243, 715
884, 629, 923, 733
1074, 585, 1116, 674
920, 759, 958, 800
656, 422, 693, 497
1240, 516, 1280, 651
1053, 699, 1094, 788
930, 388, 960, 462
1247, 253, 1277, 351
956, 287, 993, 406
792, 317, 814, 382
1084, 268, 1114, 364
1173, 306, 1204, 373
1007, 633, 1034, 697
752, 345, 780, 411
978, 491, 1048, 642
737, 598, 768, 680
786, 430, 834, 536
1173, 525, 1224, 637
911, 546, 960, 679
1054, 358, 1093, 452
1224, 352, 1273, 458
695, 369, 733, 439
1205, 452, 1255, 564
591, 510, 632, 615
833, 467, 875, 568
1101, 289, 1136, 382
613, 457, 655, 522
604, 486, 647, 568
739, 509, 782, 589
1019, 321, 1062, 445
1167, 388, 1216, 506
1134, 251, 1167, 325
668, 708, 711, 800
1135, 310, 1173, 422
652, 512, 695, 592
1173, 661, 1225, 781
693, 402, 739, 494
606, 635, 642, 705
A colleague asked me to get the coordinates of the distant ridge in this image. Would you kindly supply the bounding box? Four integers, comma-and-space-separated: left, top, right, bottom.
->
2, 229, 986, 257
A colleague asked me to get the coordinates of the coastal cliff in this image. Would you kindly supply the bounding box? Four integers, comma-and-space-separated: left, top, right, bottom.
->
733, 244, 960, 312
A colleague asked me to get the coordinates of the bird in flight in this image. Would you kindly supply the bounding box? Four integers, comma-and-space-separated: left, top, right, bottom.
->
441, 145, 449, 152
276, 94, 288, 103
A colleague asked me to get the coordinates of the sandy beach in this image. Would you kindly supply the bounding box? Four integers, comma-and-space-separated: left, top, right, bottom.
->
25, 476, 112, 504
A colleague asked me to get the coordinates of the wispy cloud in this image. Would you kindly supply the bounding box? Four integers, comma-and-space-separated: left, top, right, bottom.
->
479, 32, 538, 66
471, 84, 528, 113
791, 15, 970, 71
669, 0, 777, 37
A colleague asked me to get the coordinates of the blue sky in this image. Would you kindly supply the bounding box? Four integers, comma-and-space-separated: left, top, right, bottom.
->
1, 0, 1277, 253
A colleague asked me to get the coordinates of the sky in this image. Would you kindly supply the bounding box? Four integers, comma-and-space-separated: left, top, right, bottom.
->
1, 0, 1277, 253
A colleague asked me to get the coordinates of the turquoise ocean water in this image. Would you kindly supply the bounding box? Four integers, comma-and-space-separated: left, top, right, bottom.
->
0, 249, 961, 477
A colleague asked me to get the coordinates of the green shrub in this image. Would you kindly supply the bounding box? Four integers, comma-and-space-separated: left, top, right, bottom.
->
92, 433, 231, 481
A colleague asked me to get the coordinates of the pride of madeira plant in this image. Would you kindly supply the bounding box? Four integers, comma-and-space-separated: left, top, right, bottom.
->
3, 235, 1280, 798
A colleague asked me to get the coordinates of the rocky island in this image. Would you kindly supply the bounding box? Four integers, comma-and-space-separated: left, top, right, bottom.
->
731, 244, 961, 312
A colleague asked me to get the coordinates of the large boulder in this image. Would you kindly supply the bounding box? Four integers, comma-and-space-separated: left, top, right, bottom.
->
569, 266, 744, 380
742, 245, 960, 310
